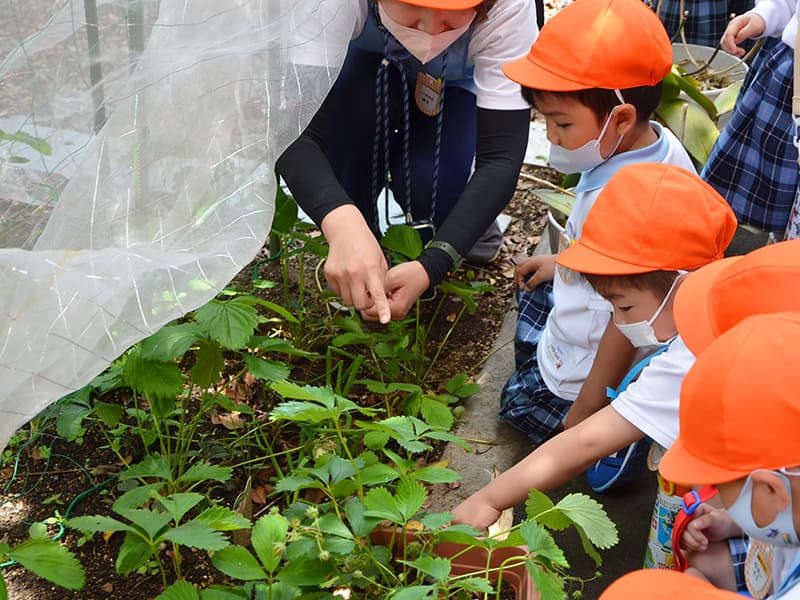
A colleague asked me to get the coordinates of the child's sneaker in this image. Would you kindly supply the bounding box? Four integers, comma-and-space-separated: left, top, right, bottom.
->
586, 438, 652, 493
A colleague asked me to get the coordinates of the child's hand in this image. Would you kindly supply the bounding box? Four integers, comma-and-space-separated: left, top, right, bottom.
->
680, 503, 742, 553
515, 255, 556, 291
451, 492, 502, 532
721, 13, 766, 57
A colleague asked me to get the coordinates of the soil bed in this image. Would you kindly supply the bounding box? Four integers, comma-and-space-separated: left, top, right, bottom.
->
0, 164, 556, 599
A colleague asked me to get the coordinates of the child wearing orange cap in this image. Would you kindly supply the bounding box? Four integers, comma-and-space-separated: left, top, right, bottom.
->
277, 0, 538, 324
496, 0, 696, 458
659, 239, 800, 594
451, 164, 737, 534
648, 312, 800, 599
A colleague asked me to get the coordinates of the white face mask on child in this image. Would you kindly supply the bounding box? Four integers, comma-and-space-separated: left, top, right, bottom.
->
548, 106, 624, 174
725, 470, 800, 547
614, 275, 680, 348
378, 4, 475, 64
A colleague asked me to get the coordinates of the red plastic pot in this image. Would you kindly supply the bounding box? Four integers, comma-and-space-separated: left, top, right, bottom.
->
371, 527, 538, 599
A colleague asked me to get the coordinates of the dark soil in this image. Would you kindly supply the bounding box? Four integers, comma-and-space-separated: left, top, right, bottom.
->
0, 164, 557, 599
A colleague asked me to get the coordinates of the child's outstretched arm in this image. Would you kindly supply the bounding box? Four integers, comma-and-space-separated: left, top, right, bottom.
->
565, 321, 637, 428
450, 406, 644, 530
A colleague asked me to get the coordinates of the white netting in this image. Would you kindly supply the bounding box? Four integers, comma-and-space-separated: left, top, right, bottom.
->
0, 0, 346, 448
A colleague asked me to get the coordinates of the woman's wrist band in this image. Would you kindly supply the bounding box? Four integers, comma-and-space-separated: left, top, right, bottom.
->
425, 240, 463, 277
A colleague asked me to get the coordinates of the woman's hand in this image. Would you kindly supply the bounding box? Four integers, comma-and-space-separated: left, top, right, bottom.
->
720, 13, 765, 57
321, 205, 391, 324
361, 260, 430, 321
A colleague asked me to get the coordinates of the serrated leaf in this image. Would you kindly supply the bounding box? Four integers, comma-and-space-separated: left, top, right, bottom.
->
520, 520, 568, 568
401, 555, 451, 582
576, 523, 603, 567
419, 396, 454, 430
419, 513, 453, 530
120, 455, 172, 482
363, 430, 390, 450
251, 513, 289, 574
529, 563, 566, 600
271, 186, 298, 235
190, 339, 225, 389
364, 487, 403, 523
139, 323, 202, 362
178, 462, 232, 484
394, 478, 427, 522
526, 489, 571, 531
444, 374, 481, 398
123, 350, 184, 402
156, 492, 205, 523
408, 466, 459, 484
67, 515, 134, 534
114, 508, 172, 539
455, 577, 494, 595
194, 298, 259, 350
381, 225, 423, 261
195, 506, 250, 531
94, 401, 123, 427
358, 463, 399, 486
116, 532, 154, 574
9, 539, 85, 590
276, 557, 334, 586
388, 585, 436, 600
344, 498, 381, 538
113, 483, 164, 512
199, 586, 250, 600
162, 521, 230, 551
211, 546, 267, 581
554, 493, 618, 549
56, 402, 92, 440
243, 354, 289, 383
273, 474, 316, 493
155, 581, 200, 600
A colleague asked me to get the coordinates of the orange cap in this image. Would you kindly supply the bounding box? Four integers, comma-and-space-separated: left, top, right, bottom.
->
398, 0, 484, 8
674, 239, 800, 355
659, 312, 800, 486
556, 163, 737, 275
600, 569, 742, 600
503, 0, 671, 91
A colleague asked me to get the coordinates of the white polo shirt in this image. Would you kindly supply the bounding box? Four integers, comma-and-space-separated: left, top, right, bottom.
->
537, 123, 696, 402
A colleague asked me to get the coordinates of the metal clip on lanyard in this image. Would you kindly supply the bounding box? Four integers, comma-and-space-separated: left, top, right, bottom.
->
670, 485, 719, 572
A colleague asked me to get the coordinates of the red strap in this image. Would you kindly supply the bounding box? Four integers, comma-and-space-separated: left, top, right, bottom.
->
670, 485, 718, 572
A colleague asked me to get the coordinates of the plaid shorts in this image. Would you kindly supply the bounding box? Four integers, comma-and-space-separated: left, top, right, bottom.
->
650, 0, 753, 47
728, 536, 749, 593
500, 282, 571, 443
702, 42, 796, 234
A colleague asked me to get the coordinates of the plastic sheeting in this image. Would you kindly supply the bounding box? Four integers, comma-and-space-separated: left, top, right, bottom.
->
0, 0, 346, 448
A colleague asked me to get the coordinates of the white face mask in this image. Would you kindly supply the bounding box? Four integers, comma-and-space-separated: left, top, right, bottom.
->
378, 3, 475, 64
725, 471, 800, 547
614, 275, 680, 348
548, 106, 624, 174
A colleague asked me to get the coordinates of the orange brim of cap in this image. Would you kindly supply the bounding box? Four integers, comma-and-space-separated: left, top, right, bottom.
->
555, 241, 656, 275
658, 435, 749, 486
599, 569, 742, 599
673, 256, 739, 356
502, 55, 591, 92
397, 0, 483, 8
